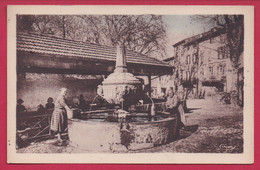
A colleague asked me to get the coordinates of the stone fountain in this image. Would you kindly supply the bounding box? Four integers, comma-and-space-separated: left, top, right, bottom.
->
102, 43, 142, 109
68, 44, 178, 152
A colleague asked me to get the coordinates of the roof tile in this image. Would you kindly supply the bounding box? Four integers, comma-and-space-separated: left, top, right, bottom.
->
17, 33, 171, 67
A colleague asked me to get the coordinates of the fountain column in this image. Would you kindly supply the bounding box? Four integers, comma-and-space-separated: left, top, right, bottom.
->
102, 43, 141, 107
114, 44, 127, 73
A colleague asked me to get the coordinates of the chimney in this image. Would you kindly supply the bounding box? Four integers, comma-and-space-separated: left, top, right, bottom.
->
114, 43, 128, 73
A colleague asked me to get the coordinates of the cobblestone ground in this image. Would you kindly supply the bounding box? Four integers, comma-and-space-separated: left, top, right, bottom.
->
17, 97, 243, 153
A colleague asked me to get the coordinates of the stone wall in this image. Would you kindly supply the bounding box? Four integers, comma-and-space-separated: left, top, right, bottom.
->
68, 117, 178, 152
126, 118, 178, 150
17, 73, 103, 110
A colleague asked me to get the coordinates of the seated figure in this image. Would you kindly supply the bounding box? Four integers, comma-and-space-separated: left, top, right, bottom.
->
45, 97, 55, 110
37, 104, 45, 114
17, 99, 26, 113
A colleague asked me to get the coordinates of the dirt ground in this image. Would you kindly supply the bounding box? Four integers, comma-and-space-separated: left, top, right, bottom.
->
134, 98, 243, 153
17, 97, 243, 153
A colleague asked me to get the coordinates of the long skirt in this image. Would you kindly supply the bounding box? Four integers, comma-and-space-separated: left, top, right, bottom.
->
166, 106, 184, 128
178, 103, 186, 124
50, 108, 68, 133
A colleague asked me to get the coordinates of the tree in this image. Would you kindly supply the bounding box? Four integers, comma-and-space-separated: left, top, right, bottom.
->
17, 14, 167, 59
17, 15, 84, 40
81, 15, 167, 59
192, 15, 244, 106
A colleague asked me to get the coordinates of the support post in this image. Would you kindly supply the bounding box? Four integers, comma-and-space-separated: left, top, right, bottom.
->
148, 74, 152, 97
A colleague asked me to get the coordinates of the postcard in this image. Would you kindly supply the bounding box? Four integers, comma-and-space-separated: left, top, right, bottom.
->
7, 5, 254, 164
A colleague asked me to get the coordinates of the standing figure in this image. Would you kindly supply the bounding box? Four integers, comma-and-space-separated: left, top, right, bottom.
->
16, 99, 26, 130
165, 88, 185, 129
45, 97, 55, 110
16, 99, 26, 113
50, 88, 71, 142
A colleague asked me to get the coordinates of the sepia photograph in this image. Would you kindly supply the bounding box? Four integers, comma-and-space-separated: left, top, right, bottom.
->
7, 5, 254, 163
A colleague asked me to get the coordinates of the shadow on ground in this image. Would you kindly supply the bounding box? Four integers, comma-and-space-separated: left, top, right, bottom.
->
186, 108, 201, 113
177, 124, 199, 140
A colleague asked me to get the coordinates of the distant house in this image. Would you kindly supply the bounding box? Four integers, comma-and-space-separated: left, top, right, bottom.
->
160, 28, 242, 98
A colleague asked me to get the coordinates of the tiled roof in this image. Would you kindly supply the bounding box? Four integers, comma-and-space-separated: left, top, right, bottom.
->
17, 33, 171, 68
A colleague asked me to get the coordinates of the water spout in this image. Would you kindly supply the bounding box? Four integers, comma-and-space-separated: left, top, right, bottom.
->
145, 94, 156, 121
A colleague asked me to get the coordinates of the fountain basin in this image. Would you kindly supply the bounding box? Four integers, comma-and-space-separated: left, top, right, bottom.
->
68, 114, 178, 152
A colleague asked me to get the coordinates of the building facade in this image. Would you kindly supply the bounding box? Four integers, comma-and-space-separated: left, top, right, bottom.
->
159, 28, 237, 99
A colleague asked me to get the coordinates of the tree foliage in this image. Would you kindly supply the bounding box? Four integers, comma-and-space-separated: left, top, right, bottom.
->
17, 15, 167, 59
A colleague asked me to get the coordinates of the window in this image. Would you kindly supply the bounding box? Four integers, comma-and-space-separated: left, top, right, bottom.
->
180, 70, 184, 80
220, 65, 226, 75
200, 52, 204, 65
218, 47, 223, 59
218, 45, 228, 59
192, 54, 196, 64
183, 70, 186, 80
186, 71, 190, 80
186, 55, 191, 65
222, 46, 226, 59
201, 55, 204, 65
209, 67, 213, 75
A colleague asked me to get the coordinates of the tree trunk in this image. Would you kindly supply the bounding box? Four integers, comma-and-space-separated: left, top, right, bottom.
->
230, 67, 240, 107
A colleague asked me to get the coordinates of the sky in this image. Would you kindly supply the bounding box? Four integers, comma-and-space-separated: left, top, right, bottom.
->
163, 15, 210, 57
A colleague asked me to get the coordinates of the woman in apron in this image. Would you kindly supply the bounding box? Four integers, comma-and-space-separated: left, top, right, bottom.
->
50, 88, 72, 142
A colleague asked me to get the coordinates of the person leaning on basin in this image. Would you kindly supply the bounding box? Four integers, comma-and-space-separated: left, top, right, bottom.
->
92, 85, 110, 108
50, 88, 73, 143
164, 88, 185, 129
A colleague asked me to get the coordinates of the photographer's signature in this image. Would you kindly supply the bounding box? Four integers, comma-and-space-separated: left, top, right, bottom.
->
219, 144, 237, 151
